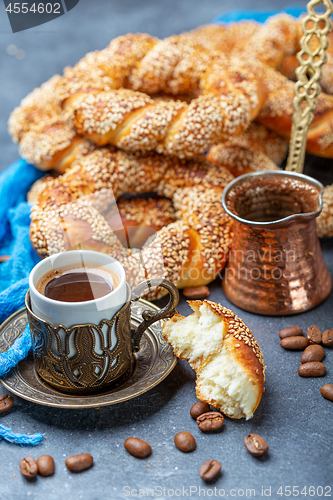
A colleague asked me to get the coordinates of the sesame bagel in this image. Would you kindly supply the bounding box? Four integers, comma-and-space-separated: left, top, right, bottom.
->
9, 26, 266, 168
207, 122, 287, 177
162, 300, 265, 419
29, 148, 234, 297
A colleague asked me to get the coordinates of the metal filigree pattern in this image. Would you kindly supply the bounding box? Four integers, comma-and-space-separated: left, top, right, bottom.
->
287, 0, 333, 173
0, 313, 27, 353
23, 278, 178, 394
26, 292, 133, 393
0, 299, 176, 409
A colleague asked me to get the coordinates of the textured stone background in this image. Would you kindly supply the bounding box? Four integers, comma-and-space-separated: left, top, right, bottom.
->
0, 1, 333, 499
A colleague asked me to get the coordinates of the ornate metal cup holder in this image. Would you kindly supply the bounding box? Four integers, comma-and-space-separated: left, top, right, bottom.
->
0, 297, 177, 409
25, 278, 178, 395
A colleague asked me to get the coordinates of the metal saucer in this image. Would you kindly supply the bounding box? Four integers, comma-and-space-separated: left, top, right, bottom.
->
0, 299, 177, 409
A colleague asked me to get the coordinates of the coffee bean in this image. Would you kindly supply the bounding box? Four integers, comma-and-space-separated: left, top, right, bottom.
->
244, 434, 268, 457
280, 336, 309, 350
279, 326, 303, 339
322, 329, 333, 347
301, 345, 325, 363
0, 394, 14, 413
183, 286, 210, 299
174, 432, 196, 452
19, 457, 38, 479
190, 401, 211, 419
199, 459, 221, 482
298, 362, 326, 377
124, 438, 151, 458
65, 454, 93, 472
37, 455, 55, 476
307, 325, 322, 345
320, 384, 333, 401
196, 412, 224, 432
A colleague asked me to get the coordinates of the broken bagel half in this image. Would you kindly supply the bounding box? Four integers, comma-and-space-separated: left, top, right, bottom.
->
162, 300, 265, 419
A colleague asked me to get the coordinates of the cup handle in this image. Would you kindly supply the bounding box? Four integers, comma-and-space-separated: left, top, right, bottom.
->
130, 278, 179, 353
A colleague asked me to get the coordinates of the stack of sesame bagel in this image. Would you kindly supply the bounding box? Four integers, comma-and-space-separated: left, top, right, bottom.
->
8, 13, 333, 298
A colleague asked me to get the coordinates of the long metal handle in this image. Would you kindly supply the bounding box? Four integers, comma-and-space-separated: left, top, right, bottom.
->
286, 0, 333, 173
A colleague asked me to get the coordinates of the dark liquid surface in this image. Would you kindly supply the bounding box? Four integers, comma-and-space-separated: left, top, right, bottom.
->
44, 271, 113, 302
243, 212, 296, 222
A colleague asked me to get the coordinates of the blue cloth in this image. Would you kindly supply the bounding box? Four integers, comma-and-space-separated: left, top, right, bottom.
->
0, 160, 42, 377
0, 7, 307, 375
0, 424, 43, 446
0, 160, 42, 323
213, 6, 306, 24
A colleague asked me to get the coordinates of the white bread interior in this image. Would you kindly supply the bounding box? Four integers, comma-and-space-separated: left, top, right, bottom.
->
162, 300, 265, 419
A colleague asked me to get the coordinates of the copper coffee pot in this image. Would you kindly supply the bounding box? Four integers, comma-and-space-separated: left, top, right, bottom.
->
221, 171, 332, 315
221, 0, 333, 315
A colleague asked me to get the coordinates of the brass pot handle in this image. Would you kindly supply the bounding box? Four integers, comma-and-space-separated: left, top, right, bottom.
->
286, 0, 333, 173
130, 278, 179, 353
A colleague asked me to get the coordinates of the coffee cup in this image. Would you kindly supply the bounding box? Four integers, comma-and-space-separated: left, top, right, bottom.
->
29, 250, 127, 329
26, 250, 179, 394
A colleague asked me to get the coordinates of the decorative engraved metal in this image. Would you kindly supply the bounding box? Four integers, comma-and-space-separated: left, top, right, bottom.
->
287, 0, 333, 173
24, 278, 178, 394
26, 291, 133, 394
222, 171, 332, 315
0, 299, 177, 409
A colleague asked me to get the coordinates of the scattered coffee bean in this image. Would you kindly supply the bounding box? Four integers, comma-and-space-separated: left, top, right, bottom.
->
124, 438, 151, 458
301, 345, 325, 364
280, 336, 309, 350
298, 361, 326, 377
322, 329, 333, 347
196, 412, 224, 432
65, 454, 93, 472
244, 434, 268, 457
19, 457, 38, 479
199, 459, 222, 482
0, 394, 14, 413
174, 432, 196, 452
183, 286, 210, 299
307, 325, 322, 345
190, 401, 211, 419
320, 384, 333, 401
37, 455, 55, 476
279, 326, 303, 339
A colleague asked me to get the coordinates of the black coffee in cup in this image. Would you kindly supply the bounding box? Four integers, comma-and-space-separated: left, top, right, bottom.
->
36, 265, 119, 302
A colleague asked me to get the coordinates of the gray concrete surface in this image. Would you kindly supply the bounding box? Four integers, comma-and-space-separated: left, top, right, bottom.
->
0, 1, 333, 499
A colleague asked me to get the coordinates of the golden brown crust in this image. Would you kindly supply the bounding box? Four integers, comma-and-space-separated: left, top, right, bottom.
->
235, 14, 298, 69
206, 122, 289, 176
207, 144, 279, 177
8, 75, 62, 143
278, 54, 298, 81
162, 299, 265, 418
18, 119, 77, 170
173, 186, 232, 281
317, 184, 333, 238
9, 15, 333, 169
195, 300, 265, 418
9, 29, 266, 167
27, 174, 59, 206
71, 75, 263, 158
105, 196, 176, 248
29, 149, 234, 296
198, 300, 264, 367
